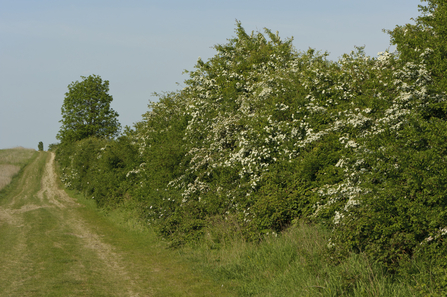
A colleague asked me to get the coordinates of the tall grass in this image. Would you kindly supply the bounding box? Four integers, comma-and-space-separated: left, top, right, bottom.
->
0, 147, 36, 165
0, 165, 20, 190
62, 183, 442, 296
178, 222, 439, 296
0, 147, 36, 191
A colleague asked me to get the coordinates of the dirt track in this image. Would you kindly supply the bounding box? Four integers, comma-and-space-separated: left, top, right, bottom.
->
0, 152, 146, 296
0, 152, 230, 296
36, 153, 138, 293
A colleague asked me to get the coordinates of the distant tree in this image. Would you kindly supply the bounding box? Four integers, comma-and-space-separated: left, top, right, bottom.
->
56, 75, 121, 143
47, 143, 58, 151
38, 141, 44, 151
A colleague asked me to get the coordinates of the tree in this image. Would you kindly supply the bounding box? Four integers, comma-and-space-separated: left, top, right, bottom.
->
56, 75, 121, 143
387, 0, 447, 93
38, 141, 44, 151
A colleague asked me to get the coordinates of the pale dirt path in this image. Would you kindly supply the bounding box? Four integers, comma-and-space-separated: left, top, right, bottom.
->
0, 152, 231, 297
41, 153, 143, 296
0, 153, 147, 296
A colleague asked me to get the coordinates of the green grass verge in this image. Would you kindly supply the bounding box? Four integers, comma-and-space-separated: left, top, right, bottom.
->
66, 190, 445, 296
1, 153, 233, 296
177, 222, 445, 296
63, 189, 234, 296
53, 158, 444, 296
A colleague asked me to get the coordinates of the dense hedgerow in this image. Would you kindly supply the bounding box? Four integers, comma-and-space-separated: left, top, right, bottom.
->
56, 136, 140, 208
56, 1, 447, 277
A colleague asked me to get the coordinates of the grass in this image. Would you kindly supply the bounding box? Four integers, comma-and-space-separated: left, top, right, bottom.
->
66, 188, 446, 296
0, 164, 20, 190
66, 190, 234, 296
0, 152, 234, 296
174, 222, 446, 296
0, 147, 36, 190
0, 146, 36, 166
5, 149, 442, 295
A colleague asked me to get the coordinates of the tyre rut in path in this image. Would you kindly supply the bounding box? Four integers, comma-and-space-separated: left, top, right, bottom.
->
0, 153, 144, 296
0, 152, 231, 296
39, 153, 140, 294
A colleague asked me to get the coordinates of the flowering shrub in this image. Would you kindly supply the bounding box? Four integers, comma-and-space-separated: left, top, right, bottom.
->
122, 25, 399, 240
125, 22, 447, 268
57, 1, 447, 274
324, 51, 447, 270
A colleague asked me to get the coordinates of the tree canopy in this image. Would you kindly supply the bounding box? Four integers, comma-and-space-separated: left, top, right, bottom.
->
388, 0, 447, 93
57, 75, 121, 143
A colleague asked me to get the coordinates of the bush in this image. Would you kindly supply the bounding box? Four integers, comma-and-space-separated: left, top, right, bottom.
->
47, 143, 58, 151
55, 5, 447, 279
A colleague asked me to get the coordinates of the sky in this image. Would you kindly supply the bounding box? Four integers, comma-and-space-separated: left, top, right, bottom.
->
0, 0, 422, 150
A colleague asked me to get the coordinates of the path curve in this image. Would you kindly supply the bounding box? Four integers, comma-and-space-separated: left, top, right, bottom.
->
0, 152, 145, 296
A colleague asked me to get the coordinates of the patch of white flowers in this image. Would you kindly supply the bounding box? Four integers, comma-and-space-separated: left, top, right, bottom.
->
125, 26, 445, 233
422, 227, 447, 244
314, 47, 446, 228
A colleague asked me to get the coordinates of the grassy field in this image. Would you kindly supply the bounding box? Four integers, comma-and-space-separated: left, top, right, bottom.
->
0, 147, 36, 190
0, 151, 232, 296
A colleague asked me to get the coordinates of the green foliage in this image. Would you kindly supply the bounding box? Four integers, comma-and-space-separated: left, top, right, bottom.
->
37, 141, 44, 151
57, 137, 106, 191
47, 143, 58, 151
322, 0, 447, 272
332, 115, 447, 271
88, 136, 140, 207
183, 223, 424, 296
57, 74, 121, 143
388, 0, 447, 94
251, 136, 344, 234
55, 4, 447, 284
56, 136, 141, 209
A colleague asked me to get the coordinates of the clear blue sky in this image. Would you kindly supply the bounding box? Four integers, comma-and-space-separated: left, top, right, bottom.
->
0, 0, 422, 149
